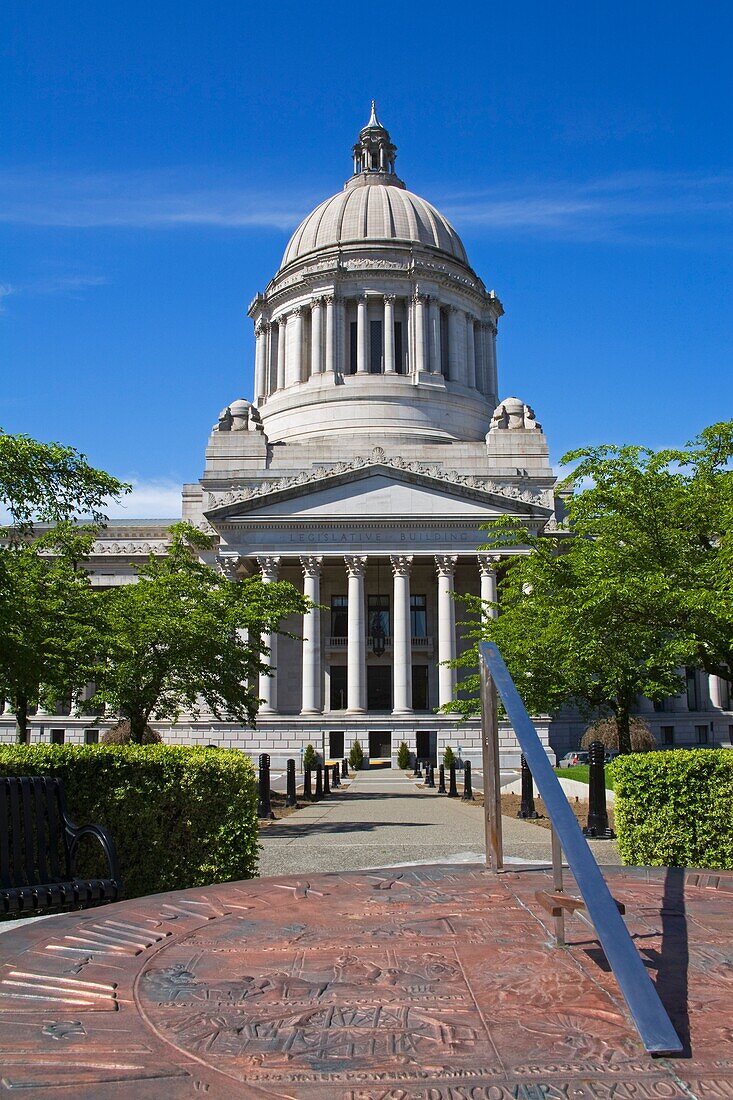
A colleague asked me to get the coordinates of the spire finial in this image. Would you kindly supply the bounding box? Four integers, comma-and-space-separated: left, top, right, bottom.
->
368, 99, 380, 128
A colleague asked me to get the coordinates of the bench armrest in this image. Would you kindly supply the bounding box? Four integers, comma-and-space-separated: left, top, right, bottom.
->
68, 824, 122, 884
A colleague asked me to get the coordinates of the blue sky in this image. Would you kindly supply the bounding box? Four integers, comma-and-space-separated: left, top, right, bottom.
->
2, 1, 732, 516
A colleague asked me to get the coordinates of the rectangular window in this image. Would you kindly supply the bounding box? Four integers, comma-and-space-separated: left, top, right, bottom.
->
50, 729, 65, 745
84, 729, 99, 745
686, 668, 700, 711
412, 665, 429, 711
330, 667, 347, 711
394, 321, 404, 374
410, 594, 427, 638
661, 725, 674, 746
329, 731, 344, 761
369, 319, 383, 373
331, 595, 348, 638
368, 594, 390, 639
349, 321, 357, 374
695, 724, 709, 744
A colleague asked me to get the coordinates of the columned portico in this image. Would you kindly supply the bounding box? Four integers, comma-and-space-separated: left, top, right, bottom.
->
391, 554, 413, 714
345, 555, 367, 712
435, 555, 458, 707
257, 556, 280, 713
300, 556, 322, 714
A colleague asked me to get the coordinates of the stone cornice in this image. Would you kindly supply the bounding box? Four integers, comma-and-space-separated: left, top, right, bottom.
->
204, 446, 551, 518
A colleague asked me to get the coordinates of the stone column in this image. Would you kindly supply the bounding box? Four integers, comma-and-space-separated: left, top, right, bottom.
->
448, 307, 467, 385
300, 556, 323, 714
383, 295, 396, 373
324, 294, 335, 376
391, 555, 413, 714
276, 317, 286, 391
356, 296, 368, 373
466, 316, 476, 388
428, 296, 440, 374
254, 321, 268, 403
345, 556, 367, 713
413, 293, 427, 374
285, 307, 303, 387
435, 555, 458, 707
486, 322, 498, 400
478, 555, 499, 620
310, 298, 323, 376
257, 556, 280, 714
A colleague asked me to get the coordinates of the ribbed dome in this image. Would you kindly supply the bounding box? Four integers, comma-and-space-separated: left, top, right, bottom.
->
282, 184, 468, 268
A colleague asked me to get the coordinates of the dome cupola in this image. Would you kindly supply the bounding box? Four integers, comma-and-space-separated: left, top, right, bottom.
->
247, 107, 504, 446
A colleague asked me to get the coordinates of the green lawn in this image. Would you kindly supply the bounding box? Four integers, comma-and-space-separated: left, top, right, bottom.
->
554, 764, 615, 790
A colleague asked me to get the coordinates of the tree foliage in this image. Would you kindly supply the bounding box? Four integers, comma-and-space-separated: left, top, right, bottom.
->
91, 523, 308, 743
0, 429, 128, 530
581, 716, 655, 752
0, 525, 102, 742
449, 422, 733, 754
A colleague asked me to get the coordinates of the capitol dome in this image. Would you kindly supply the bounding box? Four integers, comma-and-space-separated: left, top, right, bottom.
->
282, 184, 468, 268
247, 104, 504, 446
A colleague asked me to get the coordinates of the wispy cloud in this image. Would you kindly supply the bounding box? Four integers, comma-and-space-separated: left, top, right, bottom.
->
104, 478, 182, 520
1, 166, 731, 243
0, 168, 309, 230
0, 273, 107, 315
439, 169, 733, 241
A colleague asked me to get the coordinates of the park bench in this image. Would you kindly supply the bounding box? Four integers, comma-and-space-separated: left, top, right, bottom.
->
0, 776, 122, 918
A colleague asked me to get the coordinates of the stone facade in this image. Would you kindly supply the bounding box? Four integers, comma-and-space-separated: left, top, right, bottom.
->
2, 106, 731, 762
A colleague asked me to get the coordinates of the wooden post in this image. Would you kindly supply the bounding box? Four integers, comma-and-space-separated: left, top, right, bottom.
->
480, 656, 503, 871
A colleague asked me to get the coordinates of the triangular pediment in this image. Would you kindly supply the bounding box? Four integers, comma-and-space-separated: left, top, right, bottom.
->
204, 454, 552, 524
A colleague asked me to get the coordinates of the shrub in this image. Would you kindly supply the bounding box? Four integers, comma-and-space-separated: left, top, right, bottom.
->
614, 749, 733, 870
443, 745, 456, 768
349, 739, 364, 770
101, 720, 162, 745
397, 741, 410, 769
581, 716, 655, 752
0, 744, 259, 899
303, 743, 318, 770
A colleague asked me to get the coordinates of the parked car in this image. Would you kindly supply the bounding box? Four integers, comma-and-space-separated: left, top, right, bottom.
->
558, 751, 590, 768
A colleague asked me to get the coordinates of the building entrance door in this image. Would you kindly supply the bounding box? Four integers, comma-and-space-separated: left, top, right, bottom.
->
415, 730, 437, 766
367, 666, 392, 711
368, 730, 392, 763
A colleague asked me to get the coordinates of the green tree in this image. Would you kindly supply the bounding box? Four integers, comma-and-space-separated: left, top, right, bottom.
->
92, 523, 308, 743
443, 745, 456, 769
303, 743, 318, 770
0, 429, 128, 530
0, 525, 101, 742
397, 741, 410, 769
449, 422, 733, 753
349, 739, 364, 770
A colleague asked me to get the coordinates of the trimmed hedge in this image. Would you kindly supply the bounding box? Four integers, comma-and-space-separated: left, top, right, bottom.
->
0, 744, 259, 899
614, 749, 733, 870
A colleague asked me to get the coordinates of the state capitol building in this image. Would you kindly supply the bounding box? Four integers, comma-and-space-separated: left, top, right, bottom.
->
3, 107, 730, 763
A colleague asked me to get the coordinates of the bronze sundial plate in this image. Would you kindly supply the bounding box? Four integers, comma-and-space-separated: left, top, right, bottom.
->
0, 864, 731, 1098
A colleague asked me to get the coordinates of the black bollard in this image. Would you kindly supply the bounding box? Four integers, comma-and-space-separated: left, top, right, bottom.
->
414, 757, 423, 778
342, 758, 348, 778
438, 764, 446, 793
448, 761, 458, 798
304, 767, 313, 800
315, 764, 323, 800
517, 753, 538, 819
285, 758, 297, 808
332, 763, 340, 788
583, 741, 615, 838
462, 760, 474, 801
426, 764, 435, 788
257, 753, 275, 819
323, 763, 331, 795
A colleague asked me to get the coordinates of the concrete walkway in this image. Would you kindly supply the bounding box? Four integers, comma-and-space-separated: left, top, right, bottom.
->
258, 767, 621, 877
